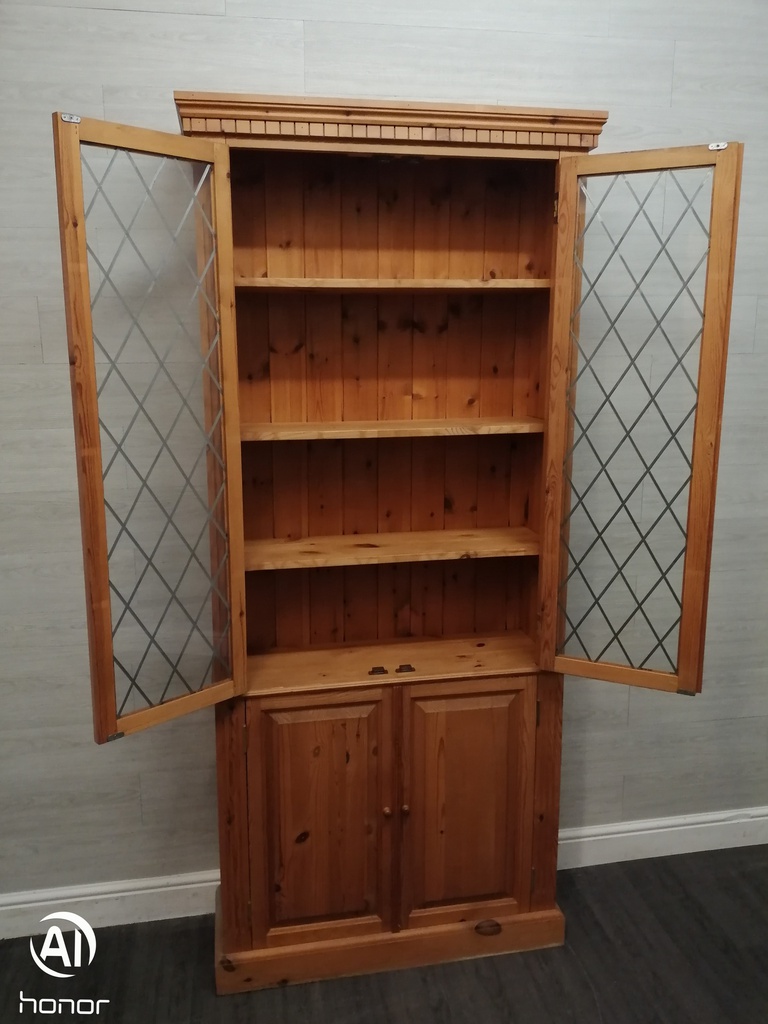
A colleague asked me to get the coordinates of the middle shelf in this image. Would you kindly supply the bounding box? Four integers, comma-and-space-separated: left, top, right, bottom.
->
240, 416, 545, 442
244, 526, 539, 571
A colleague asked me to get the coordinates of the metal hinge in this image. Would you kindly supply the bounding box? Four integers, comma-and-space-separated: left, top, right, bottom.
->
536, 700, 541, 727
553, 193, 559, 222
61, 113, 81, 124
530, 867, 537, 893
708, 142, 728, 151
243, 720, 249, 754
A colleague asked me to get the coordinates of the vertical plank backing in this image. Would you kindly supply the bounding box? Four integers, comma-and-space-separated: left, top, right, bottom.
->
237, 293, 271, 424
241, 443, 274, 541
518, 163, 554, 279
342, 295, 378, 421
410, 437, 446, 637
377, 295, 413, 420
514, 291, 548, 419
445, 296, 482, 417
231, 152, 267, 280
308, 439, 344, 642
341, 158, 378, 278
412, 296, 448, 420
272, 440, 310, 648
265, 155, 304, 277
342, 440, 379, 642
377, 438, 413, 638
413, 160, 450, 425
475, 559, 509, 633
304, 154, 342, 278
306, 295, 343, 422
443, 435, 478, 634
245, 571, 276, 653
414, 160, 451, 279
484, 163, 521, 281
479, 294, 516, 418
378, 161, 415, 279
268, 295, 307, 422
476, 436, 512, 528
448, 161, 486, 280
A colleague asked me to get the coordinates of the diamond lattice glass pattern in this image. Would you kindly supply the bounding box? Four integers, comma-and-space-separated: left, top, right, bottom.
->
559, 167, 713, 672
81, 144, 230, 716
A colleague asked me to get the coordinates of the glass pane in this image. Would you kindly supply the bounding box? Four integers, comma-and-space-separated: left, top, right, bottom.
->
81, 145, 230, 716
559, 166, 713, 672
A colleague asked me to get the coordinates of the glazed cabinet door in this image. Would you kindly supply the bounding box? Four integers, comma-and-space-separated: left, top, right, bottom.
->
52, 115, 246, 741
540, 144, 742, 693
400, 677, 536, 929
247, 688, 394, 946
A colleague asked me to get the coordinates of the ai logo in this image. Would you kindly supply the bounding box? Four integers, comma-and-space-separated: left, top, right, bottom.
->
29, 912, 97, 979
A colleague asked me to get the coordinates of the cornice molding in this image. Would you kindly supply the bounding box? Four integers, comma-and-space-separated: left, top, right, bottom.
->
174, 92, 608, 153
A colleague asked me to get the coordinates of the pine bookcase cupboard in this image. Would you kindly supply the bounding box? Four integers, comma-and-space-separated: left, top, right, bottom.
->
52, 93, 742, 994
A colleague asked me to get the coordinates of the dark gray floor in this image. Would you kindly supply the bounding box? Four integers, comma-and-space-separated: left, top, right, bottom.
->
3, 845, 767, 1023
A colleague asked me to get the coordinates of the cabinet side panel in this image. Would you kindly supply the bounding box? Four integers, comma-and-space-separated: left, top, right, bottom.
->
530, 673, 563, 911
216, 700, 252, 952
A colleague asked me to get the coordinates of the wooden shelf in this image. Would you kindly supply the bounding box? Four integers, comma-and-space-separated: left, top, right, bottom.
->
235, 276, 551, 291
244, 526, 538, 571
246, 632, 538, 695
240, 416, 545, 442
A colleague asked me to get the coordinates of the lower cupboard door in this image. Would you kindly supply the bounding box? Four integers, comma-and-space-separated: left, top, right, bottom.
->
247, 688, 394, 946
401, 676, 537, 929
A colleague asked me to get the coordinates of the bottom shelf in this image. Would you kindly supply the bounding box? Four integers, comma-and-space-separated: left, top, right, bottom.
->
246, 631, 537, 695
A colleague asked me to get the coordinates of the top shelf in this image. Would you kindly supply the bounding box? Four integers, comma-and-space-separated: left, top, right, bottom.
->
235, 277, 551, 292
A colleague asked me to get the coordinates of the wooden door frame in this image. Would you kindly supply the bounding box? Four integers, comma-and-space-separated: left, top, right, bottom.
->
52, 114, 246, 741
538, 143, 743, 694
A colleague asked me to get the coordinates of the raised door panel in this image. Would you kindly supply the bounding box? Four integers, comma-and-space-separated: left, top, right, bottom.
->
401, 676, 536, 929
248, 688, 393, 946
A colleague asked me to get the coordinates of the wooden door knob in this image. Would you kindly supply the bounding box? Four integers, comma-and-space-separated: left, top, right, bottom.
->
382, 806, 393, 818
401, 805, 410, 816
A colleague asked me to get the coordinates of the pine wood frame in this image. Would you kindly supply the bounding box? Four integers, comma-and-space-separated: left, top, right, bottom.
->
538, 143, 743, 694
52, 93, 742, 994
52, 115, 247, 742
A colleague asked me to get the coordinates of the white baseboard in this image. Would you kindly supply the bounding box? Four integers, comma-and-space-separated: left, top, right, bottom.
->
3, 806, 767, 940
557, 804, 768, 869
0, 870, 220, 940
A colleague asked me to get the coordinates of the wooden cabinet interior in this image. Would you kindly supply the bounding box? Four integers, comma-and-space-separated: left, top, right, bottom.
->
235, 148, 550, 695
52, 94, 742, 995
217, 125, 568, 990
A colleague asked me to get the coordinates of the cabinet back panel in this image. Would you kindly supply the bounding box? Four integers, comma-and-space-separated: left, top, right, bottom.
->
231, 151, 555, 282
237, 291, 548, 424
242, 435, 542, 541
245, 557, 537, 653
